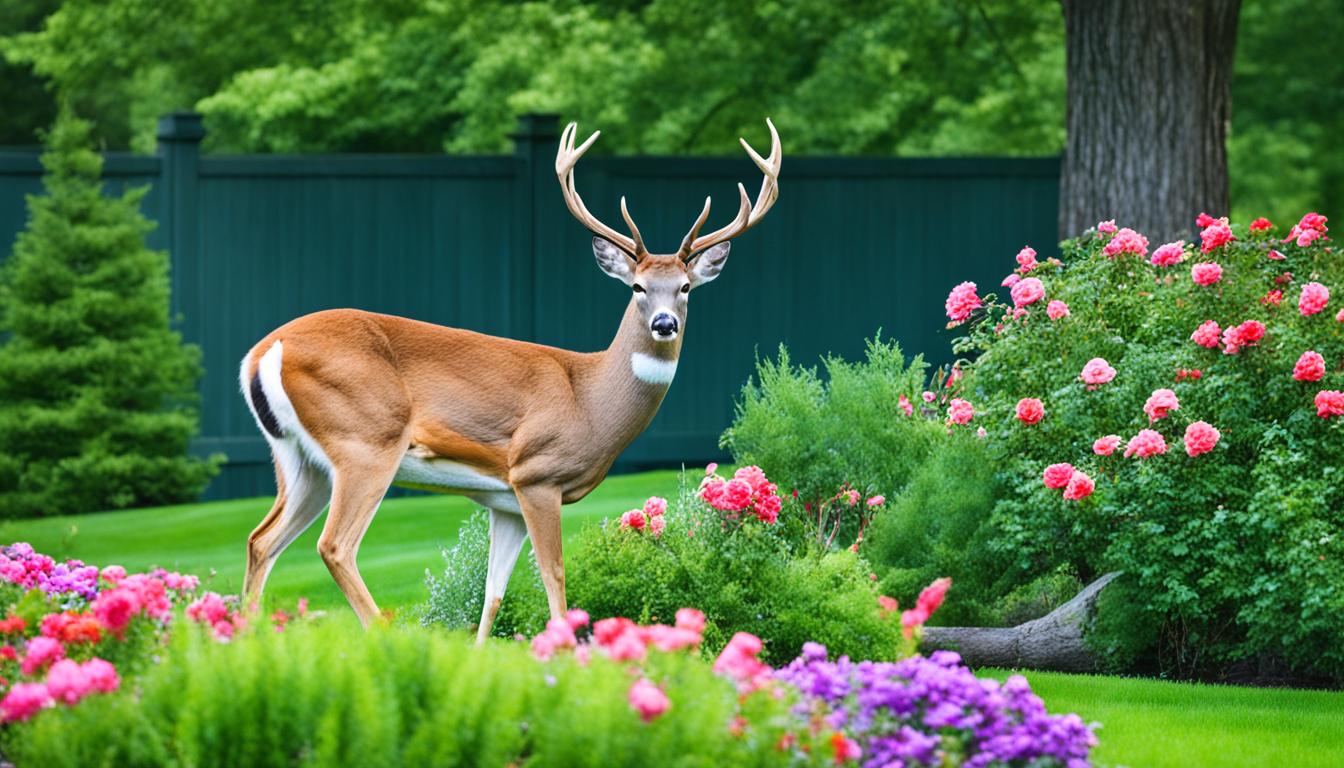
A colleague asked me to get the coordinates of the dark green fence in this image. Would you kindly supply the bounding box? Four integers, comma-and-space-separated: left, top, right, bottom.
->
0, 113, 1060, 501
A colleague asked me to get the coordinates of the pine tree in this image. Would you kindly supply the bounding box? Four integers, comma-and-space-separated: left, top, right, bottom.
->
0, 109, 219, 517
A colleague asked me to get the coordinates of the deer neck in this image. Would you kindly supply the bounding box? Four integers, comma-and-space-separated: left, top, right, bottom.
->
581, 297, 683, 450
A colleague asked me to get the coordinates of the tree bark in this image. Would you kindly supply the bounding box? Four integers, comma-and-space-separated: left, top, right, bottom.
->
1059, 0, 1241, 243
922, 572, 1120, 673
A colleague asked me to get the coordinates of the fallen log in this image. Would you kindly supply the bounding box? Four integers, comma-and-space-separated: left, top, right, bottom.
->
921, 571, 1121, 673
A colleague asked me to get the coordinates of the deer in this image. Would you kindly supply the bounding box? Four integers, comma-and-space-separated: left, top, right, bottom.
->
237, 119, 781, 640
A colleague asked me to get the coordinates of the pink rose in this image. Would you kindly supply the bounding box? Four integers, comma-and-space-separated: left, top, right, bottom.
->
1299, 282, 1330, 316
1010, 277, 1045, 308
1293, 351, 1326, 382
0, 682, 52, 723
1267, 249, 1285, 260
1250, 217, 1273, 232
1046, 300, 1070, 320
1080, 358, 1116, 386
1124, 429, 1168, 458
1191, 262, 1223, 286
1199, 220, 1235, 252
1002, 273, 1021, 288
648, 515, 666, 537
1102, 227, 1149, 258
898, 394, 914, 417
675, 608, 706, 634
1093, 435, 1121, 456
1316, 390, 1344, 418
866, 495, 885, 507
922, 391, 936, 403
946, 398, 974, 425
619, 509, 648, 531
945, 281, 982, 323
1015, 397, 1044, 425
1143, 388, 1180, 422
628, 678, 671, 722
1062, 471, 1095, 501
1097, 219, 1117, 234
1183, 421, 1221, 457
21, 636, 64, 676
1043, 463, 1075, 489
1191, 320, 1221, 348
1016, 246, 1038, 272
1150, 241, 1186, 267
1196, 212, 1217, 228
642, 496, 667, 518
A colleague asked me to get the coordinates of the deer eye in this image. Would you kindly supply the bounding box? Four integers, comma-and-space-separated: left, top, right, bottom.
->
680, 283, 690, 294
632, 284, 646, 293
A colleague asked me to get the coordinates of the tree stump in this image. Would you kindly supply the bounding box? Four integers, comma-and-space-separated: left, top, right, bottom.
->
922, 572, 1121, 673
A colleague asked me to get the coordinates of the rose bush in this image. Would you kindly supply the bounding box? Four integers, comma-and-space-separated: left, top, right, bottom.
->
945, 213, 1344, 680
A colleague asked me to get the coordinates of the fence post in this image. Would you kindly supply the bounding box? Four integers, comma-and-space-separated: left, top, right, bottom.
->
156, 112, 204, 338
509, 113, 560, 342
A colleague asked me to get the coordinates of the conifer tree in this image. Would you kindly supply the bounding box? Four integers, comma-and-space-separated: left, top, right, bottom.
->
0, 109, 218, 517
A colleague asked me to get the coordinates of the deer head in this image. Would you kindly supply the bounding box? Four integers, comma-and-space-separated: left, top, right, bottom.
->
555, 119, 781, 342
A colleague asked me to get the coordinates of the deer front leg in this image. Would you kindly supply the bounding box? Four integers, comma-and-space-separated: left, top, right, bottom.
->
514, 484, 567, 620
476, 507, 529, 645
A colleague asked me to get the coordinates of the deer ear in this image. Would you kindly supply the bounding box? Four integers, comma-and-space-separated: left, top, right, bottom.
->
593, 236, 638, 286
687, 242, 730, 288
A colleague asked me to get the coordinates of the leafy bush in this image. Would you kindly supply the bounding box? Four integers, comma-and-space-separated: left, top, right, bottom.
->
945, 214, 1344, 680
0, 110, 218, 518
721, 336, 944, 514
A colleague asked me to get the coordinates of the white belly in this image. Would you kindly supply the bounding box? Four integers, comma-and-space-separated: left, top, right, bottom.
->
392, 454, 521, 513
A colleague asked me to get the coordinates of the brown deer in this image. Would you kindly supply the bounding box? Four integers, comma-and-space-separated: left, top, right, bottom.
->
238, 120, 780, 640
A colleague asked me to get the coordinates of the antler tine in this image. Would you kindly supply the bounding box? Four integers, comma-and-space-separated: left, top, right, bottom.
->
688, 118, 782, 254
677, 197, 713, 259
554, 121, 644, 258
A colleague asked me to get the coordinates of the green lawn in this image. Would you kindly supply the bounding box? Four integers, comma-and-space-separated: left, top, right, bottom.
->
0, 469, 684, 612
985, 669, 1344, 768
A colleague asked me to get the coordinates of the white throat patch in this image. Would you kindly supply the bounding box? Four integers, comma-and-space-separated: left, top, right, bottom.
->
630, 352, 678, 385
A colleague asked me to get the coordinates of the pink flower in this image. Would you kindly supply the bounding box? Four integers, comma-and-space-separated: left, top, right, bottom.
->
1046, 300, 1070, 320
648, 515, 666, 538
1293, 351, 1326, 382
866, 495, 885, 507
644, 623, 702, 653
921, 391, 935, 403
1016, 246, 1038, 272
1102, 227, 1149, 258
1062, 471, 1095, 501
44, 659, 91, 705
1150, 241, 1186, 267
1299, 282, 1330, 316
1261, 289, 1283, 306
675, 608, 706, 634
1002, 273, 1021, 288
185, 592, 230, 627
0, 682, 52, 723
1195, 212, 1217, 228
916, 577, 952, 618
20, 636, 64, 676
1124, 429, 1168, 458
1337, 307, 1344, 323
1010, 277, 1045, 308
1191, 320, 1222, 348
1015, 397, 1044, 425
1199, 220, 1235, 252
877, 595, 899, 616
99, 565, 126, 584
1080, 358, 1116, 386
1043, 463, 1075, 490
565, 609, 590, 630
628, 678, 670, 722
831, 733, 863, 764
898, 394, 913, 417
704, 463, 718, 476
619, 509, 648, 530
1191, 262, 1223, 286
643, 496, 667, 518
1093, 435, 1121, 456
713, 632, 771, 693
1183, 421, 1221, 457
754, 492, 782, 524
1143, 388, 1180, 422
946, 398, 974, 425
1287, 213, 1328, 246
91, 587, 140, 637
1297, 229, 1323, 246
976, 426, 987, 438
1267, 249, 1285, 260
1250, 217, 1273, 232
531, 618, 578, 661
945, 281, 982, 323
1097, 219, 1117, 234
1316, 390, 1344, 418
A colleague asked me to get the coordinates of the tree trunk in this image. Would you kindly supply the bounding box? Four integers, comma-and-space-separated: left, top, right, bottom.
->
1059, 0, 1241, 243
922, 572, 1120, 673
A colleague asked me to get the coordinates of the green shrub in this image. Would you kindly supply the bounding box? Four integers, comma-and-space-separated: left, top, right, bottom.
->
5, 617, 799, 768
0, 109, 219, 518
418, 509, 548, 638
721, 336, 943, 514
947, 215, 1344, 680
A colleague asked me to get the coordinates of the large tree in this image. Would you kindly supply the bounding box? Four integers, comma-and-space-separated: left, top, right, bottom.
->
1059, 0, 1241, 242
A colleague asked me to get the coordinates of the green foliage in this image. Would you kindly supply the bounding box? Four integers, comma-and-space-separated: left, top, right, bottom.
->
0, 109, 219, 517
419, 508, 548, 638
953, 220, 1344, 680
563, 476, 902, 666
722, 336, 943, 513
5, 617, 802, 768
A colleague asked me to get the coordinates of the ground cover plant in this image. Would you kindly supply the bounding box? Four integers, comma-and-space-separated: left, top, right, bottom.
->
942, 213, 1344, 681
0, 542, 1098, 767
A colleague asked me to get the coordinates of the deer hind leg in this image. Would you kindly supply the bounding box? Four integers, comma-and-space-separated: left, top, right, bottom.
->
243, 445, 332, 609
476, 508, 529, 644
317, 446, 405, 627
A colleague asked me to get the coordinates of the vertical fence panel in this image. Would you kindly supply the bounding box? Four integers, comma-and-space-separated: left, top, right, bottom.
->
0, 114, 1061, 502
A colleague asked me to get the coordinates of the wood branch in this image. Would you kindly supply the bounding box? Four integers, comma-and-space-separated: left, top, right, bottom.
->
922, 572, 1121, 673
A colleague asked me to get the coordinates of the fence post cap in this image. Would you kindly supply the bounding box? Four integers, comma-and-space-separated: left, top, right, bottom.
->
510, 113, 561, 143
156, 112, 206, 143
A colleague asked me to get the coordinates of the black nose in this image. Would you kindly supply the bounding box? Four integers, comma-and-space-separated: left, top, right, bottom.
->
651, 313, 678, 336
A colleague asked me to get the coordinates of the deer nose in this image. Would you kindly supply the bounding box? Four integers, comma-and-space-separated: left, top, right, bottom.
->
651, 313, 678, 338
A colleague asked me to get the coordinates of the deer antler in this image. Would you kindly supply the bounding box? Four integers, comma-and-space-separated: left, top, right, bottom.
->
677, 118, 782, 259
556, 122, 646, 259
